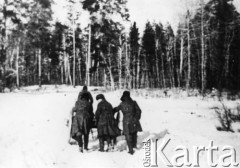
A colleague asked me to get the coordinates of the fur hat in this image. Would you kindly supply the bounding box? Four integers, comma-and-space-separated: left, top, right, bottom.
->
96, 94, 105, 100
120, 91, 130, 101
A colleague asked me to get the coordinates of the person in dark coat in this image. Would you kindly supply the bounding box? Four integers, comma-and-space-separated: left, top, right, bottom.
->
113, 91, 142, 155
95, 94, 121, 152
77, 85, 94, 128
70, 93, 93, 152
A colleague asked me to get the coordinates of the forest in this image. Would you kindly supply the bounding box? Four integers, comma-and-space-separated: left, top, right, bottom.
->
0, 0, 240, 94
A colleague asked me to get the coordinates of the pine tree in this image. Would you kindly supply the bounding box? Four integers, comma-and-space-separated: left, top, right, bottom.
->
142, 22, 156, 88
129, 22, 140, 88
25, 0, 52, 87
0, 0, 23, 88
81, 0, 129, 90
155, 23, 166, 88
205, 0, 239, 90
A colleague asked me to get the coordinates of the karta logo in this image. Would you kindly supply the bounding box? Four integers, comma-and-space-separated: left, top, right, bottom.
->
142, 138, 239, 167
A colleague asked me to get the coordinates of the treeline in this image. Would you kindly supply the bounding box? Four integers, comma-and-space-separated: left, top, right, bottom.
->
0, 0, 240, 93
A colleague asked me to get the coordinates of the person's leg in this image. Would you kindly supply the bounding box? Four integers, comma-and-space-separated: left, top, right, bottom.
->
106, 136, 111, 152
75, 133, 83, 152
125, 134, 134, 154
99, 136, 104, 152
111, 136, 117, 151
132, 132, 138, 148
83, 133, 89, 150
113, 136, 117, 145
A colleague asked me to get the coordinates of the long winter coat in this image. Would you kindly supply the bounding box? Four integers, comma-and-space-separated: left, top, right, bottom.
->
70, 99, 92, 137
114, 98, 142, 135
95, 100, 121, 138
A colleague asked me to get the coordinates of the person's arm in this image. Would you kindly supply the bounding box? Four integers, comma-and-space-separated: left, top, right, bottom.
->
88, 92, 94, 104
113, 104, 121, 113
134, 101, 142, 120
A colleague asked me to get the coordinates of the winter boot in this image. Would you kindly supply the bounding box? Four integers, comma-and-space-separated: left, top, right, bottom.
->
128, 150, 134, 155
84, 134, 89, 151
79, 147, 83, 153
126, 134, 134, 154
132, 133, 138, 148
99, 138, 104, 152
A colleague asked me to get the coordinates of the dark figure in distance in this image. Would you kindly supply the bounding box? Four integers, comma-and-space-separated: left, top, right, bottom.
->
113, 91, 142, 155
70, 93, 93, 152
95, 94, 121, 152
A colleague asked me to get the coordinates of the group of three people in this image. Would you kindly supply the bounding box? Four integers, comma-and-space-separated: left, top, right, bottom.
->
69, 86, 142, 155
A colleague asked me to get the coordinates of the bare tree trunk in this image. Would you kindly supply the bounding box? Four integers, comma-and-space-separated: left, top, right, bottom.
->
96, 62, 99, 86
224, 28, 234, 88
167, 48, 173, 88
144, 55, 148, 88
126, 44, 131, 89
73, 20, 76, 88
38, 48, 42, 87
127, 42, 131, 89
67, 54, 72, 85
64, 56, 68, 84
155, 37, 160, 88
108, 45, 115, 90
86, 24, 91, 86
78, 58, 82, 85
118, 36, 122, 89
171, 46, 175, 88
109, 67, 114, 91
63, 33, 68, 84
61, 60, 63, 84
132, 45, 135, 89
161, 52, 166, 88
186, 11, 191, 91
104, 68, 107, 88
100, 49, 114, 90
76, 49, 81, 85
180, 33, 184, 78
136, 48, 141, 88
10, 49, 14, 69
16, 41, 20, 89
174, 38, 179, 87
47, 70, 50, 83
124, 33, 131, 89
168, 40, 175, 88
201, 0, 206, 94
47, 59, 51, 83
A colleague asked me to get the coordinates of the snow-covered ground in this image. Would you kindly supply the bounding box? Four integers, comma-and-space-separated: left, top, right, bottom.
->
0, 85, 239, 168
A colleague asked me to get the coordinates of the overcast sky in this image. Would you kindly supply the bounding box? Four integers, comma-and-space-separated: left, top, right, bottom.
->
52, 0, 240, 34
127, 0, 184, 32
1, 0, 239, 35
126, 0, 240, 33
52, 0, 192, 33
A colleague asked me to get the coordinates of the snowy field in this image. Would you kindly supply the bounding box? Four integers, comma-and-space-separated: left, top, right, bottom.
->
0, 85, 240, 168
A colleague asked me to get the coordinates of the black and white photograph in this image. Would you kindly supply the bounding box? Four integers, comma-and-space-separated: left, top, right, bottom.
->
0, 0, 240, 167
